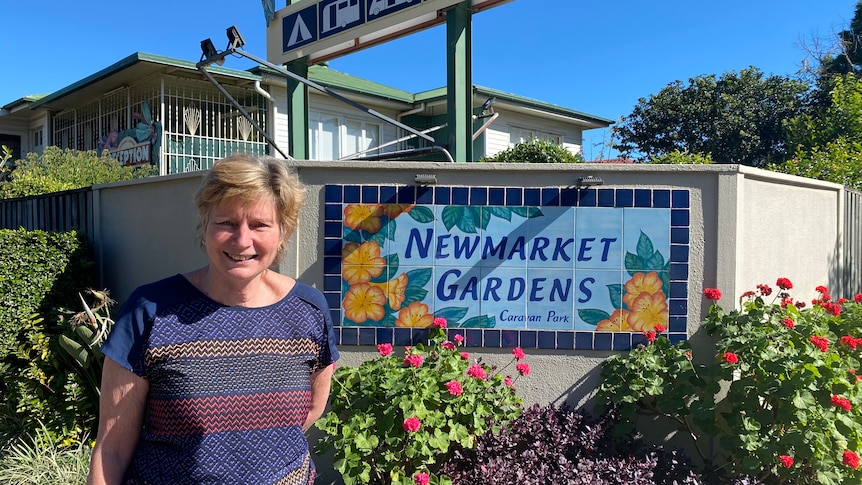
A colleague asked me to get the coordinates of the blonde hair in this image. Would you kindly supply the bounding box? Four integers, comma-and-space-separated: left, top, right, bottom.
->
194, 154, 306, 262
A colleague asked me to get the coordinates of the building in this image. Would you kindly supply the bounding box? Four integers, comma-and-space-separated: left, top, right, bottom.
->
0, 51, 611, 171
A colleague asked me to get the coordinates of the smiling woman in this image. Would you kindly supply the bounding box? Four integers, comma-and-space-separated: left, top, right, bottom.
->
87, 154, 339, 485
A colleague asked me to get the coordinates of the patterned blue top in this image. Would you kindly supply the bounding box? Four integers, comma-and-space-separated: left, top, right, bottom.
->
101, 274, 339, 484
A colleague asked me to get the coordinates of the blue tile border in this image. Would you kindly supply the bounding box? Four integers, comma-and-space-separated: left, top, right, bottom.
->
324, 185, 691, 351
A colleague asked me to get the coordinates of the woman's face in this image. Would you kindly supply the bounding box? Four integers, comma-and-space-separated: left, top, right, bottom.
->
204, 196, 282, 285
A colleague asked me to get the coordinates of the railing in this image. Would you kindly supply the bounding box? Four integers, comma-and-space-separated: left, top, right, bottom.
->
841, 188, 862, 298
0, 188, 93, 240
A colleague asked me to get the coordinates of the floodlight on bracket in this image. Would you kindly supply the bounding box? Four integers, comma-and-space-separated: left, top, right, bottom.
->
576, 175, 604, 187
195, 25, 455, 162
414, 174, 438, 186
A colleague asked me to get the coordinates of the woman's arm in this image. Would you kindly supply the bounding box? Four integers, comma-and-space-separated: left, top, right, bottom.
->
87, 358, 148, 485
302, 363, 335, 431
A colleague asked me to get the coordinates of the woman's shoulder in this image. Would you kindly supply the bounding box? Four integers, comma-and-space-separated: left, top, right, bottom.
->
287, 279, 327, 310
126, 273, 198, 307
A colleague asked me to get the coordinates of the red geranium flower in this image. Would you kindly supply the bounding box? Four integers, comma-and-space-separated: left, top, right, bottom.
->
841, 335, 858, 349
776, 277, 793, 290
654, 324, 666, 333
855, 293, 862, 304
832, 395, 852, 412
413, 473, 430, 485
843, 450, 860, 469
810, 336, 830, 352
779, 455, 794, 468
782, 318, 795, 329
703, 288, 722, 301
757, 283, 773, 296
644, 331, 657, 343
722, 352, 738, 364
403, 416, 421, 433
377, 343, 393, 356
816, 285, 829, 294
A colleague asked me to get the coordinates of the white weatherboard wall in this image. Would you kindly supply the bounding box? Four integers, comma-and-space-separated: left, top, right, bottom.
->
90, 162, 855, 482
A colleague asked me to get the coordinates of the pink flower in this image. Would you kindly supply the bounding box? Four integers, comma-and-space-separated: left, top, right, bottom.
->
722, 352, 738, 364
445, 380, 463, 396
844, 450, 860, 469
377, 343, 393, 356
403, 416, 421, 433
413, 472, 430, 485
441, 341, 455, 350
782, 318, 795, 329
516, 362, 531, 376
776, 277, 793, 290
433, 317, 447, 328
453, 334, 464, 344
467, 364, 486, 379
779, 455, 793, 468
703, 288, 722, 301
832, 395, 853, 412
504, 376, 513, 387
404, 354, 424, 367
512, 347, 526, 360
460, 352, 470, 360
810, 336, 830, 352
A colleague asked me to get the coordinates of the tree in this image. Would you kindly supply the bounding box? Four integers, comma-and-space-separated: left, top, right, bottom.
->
769, 74, 862, 190
0, 147, 156, 199
821, 1, 862, 77
611, 67, 808, 167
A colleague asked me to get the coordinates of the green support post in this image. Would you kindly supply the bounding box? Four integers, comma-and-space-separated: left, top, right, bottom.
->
446, 1, 473, 162
286, 59, 310, 160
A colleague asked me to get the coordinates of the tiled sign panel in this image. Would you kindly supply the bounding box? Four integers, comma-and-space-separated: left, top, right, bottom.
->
322, 185, 691, 351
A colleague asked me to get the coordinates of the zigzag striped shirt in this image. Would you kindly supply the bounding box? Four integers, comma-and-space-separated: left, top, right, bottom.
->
101, 274, 339, 484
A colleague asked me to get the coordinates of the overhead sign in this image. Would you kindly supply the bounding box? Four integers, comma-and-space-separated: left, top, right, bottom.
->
267, 0, 512, 65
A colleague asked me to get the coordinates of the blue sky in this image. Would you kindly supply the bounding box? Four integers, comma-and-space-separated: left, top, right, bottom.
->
0, 0, 856, 159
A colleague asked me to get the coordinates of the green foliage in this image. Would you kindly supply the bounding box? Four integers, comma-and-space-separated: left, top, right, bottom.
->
0, 422, 92, 485
0, 229, 97, 446
315, 320, 528, 485
647, 150, 713, 165
769, 75, 862, 190
0, 145, 12, 181
0, 146, 156, 199
596, 279, 862, 484
820, 2, 862, 77
611, 67, 807, 167
480, 138, 584, 163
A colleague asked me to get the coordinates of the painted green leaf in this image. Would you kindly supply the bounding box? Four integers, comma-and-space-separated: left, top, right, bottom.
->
470, 206, 491, 231
403, 286, 428, 304
371, 254, 399, 283
637, 231, 655, 260
645, 250, 665, 271
486, 206, 512, 222
458, 314, 495, 328
607, 284, 623, 310
408, 206, 434, 223
343, 228, 362, 244
435, 306, 469, 323
441, 206, 465, 231
510, 206, 544, 219
625, 252, 644, 274
578, 308, 610, 325
405, 268, 432, 288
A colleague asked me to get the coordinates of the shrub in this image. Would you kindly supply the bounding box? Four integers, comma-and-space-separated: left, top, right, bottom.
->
315, 318, 528, 485
480, 138, 584, 163
596, 279, 862, 485
441, 403, 707, 484
647, 150, 713, 164
0, 229, 97, 446
0, 146, 155, 199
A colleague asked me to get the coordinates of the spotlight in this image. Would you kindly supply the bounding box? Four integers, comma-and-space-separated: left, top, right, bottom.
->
480, 96, 495, 114
576, 175, 604, 187
414, 173, 437, 185
200, 38, 224, 66
227, 25, 246, 49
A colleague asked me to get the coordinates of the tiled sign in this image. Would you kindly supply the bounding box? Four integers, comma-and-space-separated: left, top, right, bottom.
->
322, 185, 690, 350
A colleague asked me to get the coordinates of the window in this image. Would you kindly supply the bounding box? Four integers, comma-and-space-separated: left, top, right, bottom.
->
309, 112, 380, 160
509, 126, 562, 147
31, 127, 43, 148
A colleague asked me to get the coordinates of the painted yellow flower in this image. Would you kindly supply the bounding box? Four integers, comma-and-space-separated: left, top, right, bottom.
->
343, 283, 386, 323
627, 291, 669, 331
381, 203, 414, 219
595, 309, 631, 332
395, 301, 434, 328
622, 271, 664, 308
342, 241, 386, 285
370, 272, 408, 310
343, 204, 383, 234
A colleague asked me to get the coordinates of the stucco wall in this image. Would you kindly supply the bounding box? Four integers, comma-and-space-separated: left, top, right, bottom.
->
91, 161, 852, 482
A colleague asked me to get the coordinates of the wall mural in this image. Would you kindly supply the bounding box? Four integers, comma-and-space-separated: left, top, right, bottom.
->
323, 184, 690, 350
